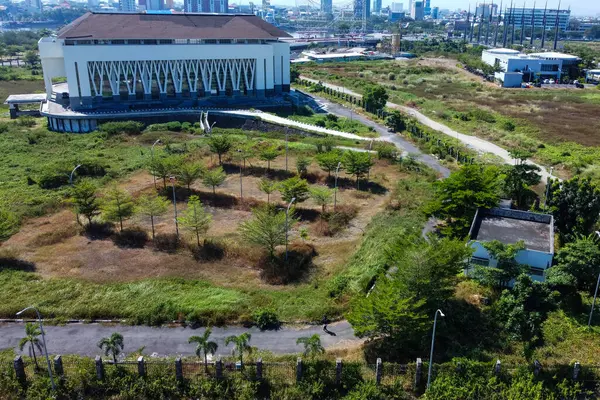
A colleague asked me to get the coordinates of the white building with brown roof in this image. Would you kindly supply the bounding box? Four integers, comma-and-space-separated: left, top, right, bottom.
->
38, 12, 291, 132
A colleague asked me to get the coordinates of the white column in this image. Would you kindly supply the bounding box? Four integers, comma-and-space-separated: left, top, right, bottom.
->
255, 57, 265, 96
78, 61, 92, 106
264, 54, 274, 94
64, 60, 80, 108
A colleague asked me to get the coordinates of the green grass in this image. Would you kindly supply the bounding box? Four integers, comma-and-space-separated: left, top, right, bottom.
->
273, 110, 378, 138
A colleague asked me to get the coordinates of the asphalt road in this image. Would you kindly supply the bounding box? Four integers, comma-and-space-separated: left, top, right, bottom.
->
1, 321, 358, 358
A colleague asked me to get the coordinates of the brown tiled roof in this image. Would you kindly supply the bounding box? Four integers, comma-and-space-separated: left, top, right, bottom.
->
57, 12, 291, 40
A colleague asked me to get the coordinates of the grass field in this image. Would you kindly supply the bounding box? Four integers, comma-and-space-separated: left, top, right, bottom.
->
298, 58, 600, 179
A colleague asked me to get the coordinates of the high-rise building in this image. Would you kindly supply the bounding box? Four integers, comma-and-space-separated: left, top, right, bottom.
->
475, 3, 497, 18
88, 0, 100, 8
184, 0, 228, 13
145, 0, 164, 10
353, 0, 370, 19
373, 0, 382, 14
423, 0, 430, 16
411, 0, 423, 20
431, 6, 438, 19
26, 0, 42, 12
390, 2, 403, 12
321, 0, 332, 14
506, 7, 570, 31
119, 0, 136, 11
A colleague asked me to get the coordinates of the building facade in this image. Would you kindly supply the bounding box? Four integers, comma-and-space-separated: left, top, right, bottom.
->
506, 7, 570, 31
411, 0, 423, 20
373, 0, 382, 14
38, 12, 291, 132
184, 0, 228, 13
119, 0, 136, 11
321, 0, 332, 14
353, 0, 370, 19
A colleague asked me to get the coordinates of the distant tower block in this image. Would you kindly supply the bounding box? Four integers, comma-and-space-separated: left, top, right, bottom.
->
391, 33, 401, 54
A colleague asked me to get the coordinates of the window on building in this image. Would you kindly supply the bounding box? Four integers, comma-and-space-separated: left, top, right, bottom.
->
144, 40, 158, 45
204, 39, 217, 44
530, 267, 545, 277
111, 40, 125, 45
219, 39, 232, 44
541, 64, 559, 72
127, 40, 141, 45
159, 39, 173, 45
470, 257, 489, 266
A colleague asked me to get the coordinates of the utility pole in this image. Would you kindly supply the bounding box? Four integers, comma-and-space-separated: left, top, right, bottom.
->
469, 3, 476, 42
503, 1, 512, 47
485, 0, 493, 45
477, 1, 484, 43
530, 1, 536, 46
520, 0, 525, 45
540, 1, 547, 48
510, 2, 516, 45
464, 4, 471, 44
553, 0, 561, 50
494, 0, 502, 46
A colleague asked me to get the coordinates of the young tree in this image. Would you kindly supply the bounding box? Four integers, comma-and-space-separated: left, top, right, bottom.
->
178, 162, 205, 194
548, 235, 600, 293
0, 208, 19, 241
24, 50, 39, 68
258, 178, 277, 204
19, 323, 42, 369
259, 147, 280, 172
202, 167, 227, 195
136, 194, 170, 239
189, 329, 218, 372
240, 205, 294, 259
97, 332, 125, 364
315, 150, 343, 178
296, 334, 325, 358
473, 240, 527, 289
149, 155, 182, 189
102, 186, 135, 231
296, 156, 311, 177
225, 332, 252, 365
385, 110, 407, 132
278, 176, 310, 203
342, 150, 374, 189
71, 179, 100, 224
233, 143, 255, 170
504, 152, 541, 209
178, 195, 211, 246
208, 135, 232, 165
363, 84, 388, 112
426, 164, 502, 238
548, 177, 600, 243
310, 186, 333, 213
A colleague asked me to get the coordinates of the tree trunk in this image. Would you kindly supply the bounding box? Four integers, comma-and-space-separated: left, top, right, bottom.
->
356, 175, 360, 190
150, 216, 155, 240
31, 344, 39, 370
188, 183, 191, 196
113, 353, 117, 364
204, 354, 208, 373
196, 231, 200, 247
267, 161, 270, 171
163, 177, 167, 190
212, 186, 216, 195
218, 154, 222, 165
119, 217, 123, 232
267, 193, 270, 204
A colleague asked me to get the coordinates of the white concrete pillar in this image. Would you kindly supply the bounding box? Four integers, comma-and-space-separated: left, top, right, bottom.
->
265, 55, 274, 94
255, 57, 265, 96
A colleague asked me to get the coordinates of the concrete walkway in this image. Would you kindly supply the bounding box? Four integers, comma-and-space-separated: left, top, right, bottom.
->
300, 76, 556, 182
0, 321, 358, 357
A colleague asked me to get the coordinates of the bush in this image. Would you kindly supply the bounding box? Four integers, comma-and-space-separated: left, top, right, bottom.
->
327, 275, 350, 298
112, 226, 148, 248
502, 120, 516, 131
191, 238, 226, 261
376, 143, 398, 160
153, 233, 181, 253
78, 160, 108, 177
321, 205, 359, 236
166, 121, 182, 132
0, 122, 10, 133
16, 116, 36, 127
252, 308, 281, 330
468, 109, 496, 123
100, 121, 144, 136
37, 170, 69, 189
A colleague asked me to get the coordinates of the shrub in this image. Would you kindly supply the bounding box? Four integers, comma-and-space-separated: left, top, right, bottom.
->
252, 308, 281, 330
376, 143, 398, 160
0, 122, 10, 133
100, 121, 144, 136
16, 116, 36, 127
153, 233, 181, 253
502, 120, 516, 131
37, 170, 69, 189
321, 205, 358, 236
468, 109, 496, 123
166, 121, 182, 132
112, 226, 148, 248
388, 72, 396, 80
191, 238, 226, 261
327, 275, 350, 298
78, 160, 108, 177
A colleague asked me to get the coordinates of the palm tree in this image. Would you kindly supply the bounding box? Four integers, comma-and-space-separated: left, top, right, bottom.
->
19, 323, 42, 369
296, 334, 325, 359
225, 332, 252, 366
189, 328, 218, 372
97, 332, 124, 364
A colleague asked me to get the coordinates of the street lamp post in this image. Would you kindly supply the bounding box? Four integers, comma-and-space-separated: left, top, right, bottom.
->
285, 197, 296, 262
150, 139, 162, 189
333, 162, 342, 211
70, 164, 82, 224
170, 176, 179, 238
544, 166, 554, 208
285, 127, 289, 173
237, 149, 243, 202
588, 272, 600, 328
16, 306, 55, 391
426, 309, 445, 390
367, 140, 374, 182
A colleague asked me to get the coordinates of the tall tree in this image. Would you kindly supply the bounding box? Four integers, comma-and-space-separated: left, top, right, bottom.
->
225, 332, 252, 365
102, 186, 135, 231
278, 176, 310, 203
178, 195, 211, 246
362, 84, 389, 112
259, 147, 280, 172
207, 135, 232, 165
426, 165, 501, 238
71, 179, 100, 225
342, 150, 374, 189
189, 329, 218, 372
19, 323, 42, 369
202, 167, 227, 195
258, 178, 277, 204
548, 235, 600, 294
240, 205, 294, 260
97, 332, 124, 364
548, 177, 600, 244
385, 110, 407, 132
136, 194, 170, 239
315, 150, 343, 178
178, 162, 205, 194
296, 334, 325, 359
474, 240, 527, 289
24, 50, 39, 68
504, 151, 541, 209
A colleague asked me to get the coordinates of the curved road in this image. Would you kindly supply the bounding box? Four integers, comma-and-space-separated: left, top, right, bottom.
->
300, 76, 556, 182
0, 321, 357, 357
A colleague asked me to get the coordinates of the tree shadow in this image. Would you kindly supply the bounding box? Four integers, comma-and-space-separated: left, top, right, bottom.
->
0, 257, 36, 272
324, 176, 388, 195
159, 186, 264, 211
260, 242, 317, 285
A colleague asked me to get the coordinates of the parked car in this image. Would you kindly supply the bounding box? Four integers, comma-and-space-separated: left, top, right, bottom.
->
575, 82, 585, 89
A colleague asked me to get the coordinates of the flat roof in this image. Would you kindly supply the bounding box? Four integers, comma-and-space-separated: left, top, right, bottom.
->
57, 12, 291, 40
470, 208, 553, 253
529, 51, 579, 60
485, 48, 520, 54
4, 94, 47, 104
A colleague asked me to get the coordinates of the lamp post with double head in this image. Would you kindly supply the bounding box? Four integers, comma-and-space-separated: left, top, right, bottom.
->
16, 306, 55, 391
427, 309, 445, 390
